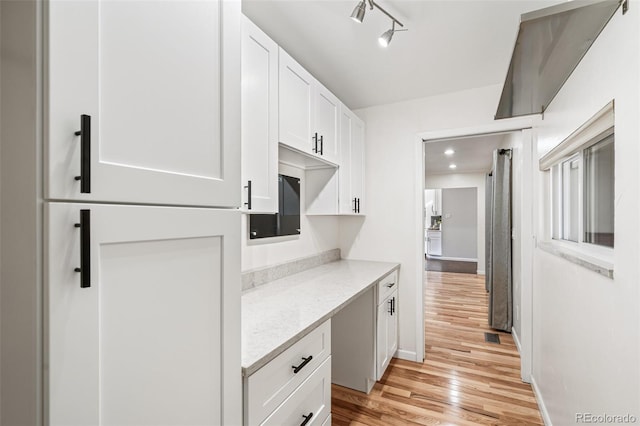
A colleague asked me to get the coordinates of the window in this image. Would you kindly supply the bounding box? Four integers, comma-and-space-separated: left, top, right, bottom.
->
551, 128, 614, 248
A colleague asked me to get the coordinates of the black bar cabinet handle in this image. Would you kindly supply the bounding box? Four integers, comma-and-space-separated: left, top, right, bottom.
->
244, 180, 252, 210
386, 282, 396, 288
353, 198, 357, 213
74, 209, 91, 288
356, 197, 360, 213
319, 135, 323, 155
392, 297, 396, 315
313, 132, 318, 153
300, 412, 314, 426
74, 114, 91, 193
388, 299, 393, 314
292, 355, 313, 374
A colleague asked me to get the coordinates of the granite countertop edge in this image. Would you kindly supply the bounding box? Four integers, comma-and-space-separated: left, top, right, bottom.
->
241, 259, 400, 377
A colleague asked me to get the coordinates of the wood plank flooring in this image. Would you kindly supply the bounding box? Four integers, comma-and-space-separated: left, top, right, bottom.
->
332, 271, 542, 425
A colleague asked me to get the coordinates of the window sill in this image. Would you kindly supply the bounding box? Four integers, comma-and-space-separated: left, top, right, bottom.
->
537, 240, 614, 279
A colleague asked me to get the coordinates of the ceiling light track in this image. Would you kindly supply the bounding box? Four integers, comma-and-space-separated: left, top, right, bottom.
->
350, 0, 408, 46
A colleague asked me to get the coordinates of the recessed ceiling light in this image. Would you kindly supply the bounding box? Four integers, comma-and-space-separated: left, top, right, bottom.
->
444, 149, 455, 155
449, 164, 457, 169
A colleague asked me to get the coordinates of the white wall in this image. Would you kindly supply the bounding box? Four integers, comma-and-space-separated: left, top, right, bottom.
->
241, 163, 340, 271
531, 6, 639, 424
340, 84, 505, 360
426, 173, 486, 272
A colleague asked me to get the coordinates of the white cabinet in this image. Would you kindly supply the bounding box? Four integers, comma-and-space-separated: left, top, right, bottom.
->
339, 105, 365, 214
279, 48, 339, 164
244, 320, 332, 426
427, 230, 442, 256
425, 189, 442, 216
279, 48, 315, 154
47, 204, 240, 426
241, 16, 278, 213
313, 85, 340, 164
47, 0, 240, 207
376, 271, 398, 380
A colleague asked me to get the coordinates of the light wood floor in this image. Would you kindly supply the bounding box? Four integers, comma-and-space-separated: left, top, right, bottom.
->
332, 271, 543, 425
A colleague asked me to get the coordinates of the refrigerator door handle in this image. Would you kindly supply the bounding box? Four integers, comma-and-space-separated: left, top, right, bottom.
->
74, 209, 91, 288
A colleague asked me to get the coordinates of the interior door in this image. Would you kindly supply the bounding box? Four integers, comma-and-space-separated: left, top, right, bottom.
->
241, 16, 279, 213
47, 0, 240, 207
46, 203, 240, 426
279, 48, 314, 153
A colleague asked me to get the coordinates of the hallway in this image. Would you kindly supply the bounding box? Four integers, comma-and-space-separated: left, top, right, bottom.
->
332, 271, 543, 425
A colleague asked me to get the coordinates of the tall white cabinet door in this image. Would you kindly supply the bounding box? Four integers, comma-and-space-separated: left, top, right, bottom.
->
339, 106, 365, 214
314, 84, 340, 163
241, 16, 278, 213
279, 48, 314, 153
46, 204, 241, 426
47, 0, 241, 207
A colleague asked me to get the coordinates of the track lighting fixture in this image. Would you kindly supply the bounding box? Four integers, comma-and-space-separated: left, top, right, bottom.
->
350, 0, 367, 23
350, 0, 407, 47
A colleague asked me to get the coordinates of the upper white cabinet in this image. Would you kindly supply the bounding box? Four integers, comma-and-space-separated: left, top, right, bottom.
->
313, 85, 340, 164
339, 105, 365, 215
279, 48, 315, 154
279, 48, 340, 164
241, 16, 279, 213
47, 0, 240, 207
47, 203, 240, 426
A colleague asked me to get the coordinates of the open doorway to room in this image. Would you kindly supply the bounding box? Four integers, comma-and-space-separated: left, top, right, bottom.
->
420, 128, 535, 381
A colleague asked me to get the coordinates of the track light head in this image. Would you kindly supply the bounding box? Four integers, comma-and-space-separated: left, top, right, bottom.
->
378, 29, 393, 47
350, 0, 367, 23
379, 21, 396, 47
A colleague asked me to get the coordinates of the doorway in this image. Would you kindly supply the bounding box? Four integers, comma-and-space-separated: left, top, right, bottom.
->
416, 124, 534, 383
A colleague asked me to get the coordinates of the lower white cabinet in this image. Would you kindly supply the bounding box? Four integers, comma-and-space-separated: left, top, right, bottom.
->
47, 203, 241, 426
426, 230, 442, 256
331, 269, 399, 391
244, 320, 332, 426
376, 271, 399, 380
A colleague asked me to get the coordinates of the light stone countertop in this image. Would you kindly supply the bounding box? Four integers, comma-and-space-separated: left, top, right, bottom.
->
241, 259, 400, 376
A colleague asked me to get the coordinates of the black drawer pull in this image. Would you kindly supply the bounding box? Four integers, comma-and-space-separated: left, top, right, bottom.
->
313, 132, 318, 153
319, 135, 323, 155
301, 412, 313, 426
244, 180, 252, 210
74, 114, 91, 193
386, 282, 396, 288
291, 355, 313, 374
356, 197, 360, 213
74, 209, 91, 288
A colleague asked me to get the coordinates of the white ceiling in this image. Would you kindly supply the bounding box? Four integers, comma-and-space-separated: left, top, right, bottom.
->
242, 0, 562, 110
425, 133, 510, 175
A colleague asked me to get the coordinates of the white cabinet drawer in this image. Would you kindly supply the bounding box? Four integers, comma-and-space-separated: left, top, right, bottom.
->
378, 270, 398, 305
246, 320, 331, 425
261, 356, 332, 426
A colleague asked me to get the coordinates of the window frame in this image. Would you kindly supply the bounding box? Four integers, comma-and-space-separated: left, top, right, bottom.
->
551, 132, 615, 249
539, 101, 615, 277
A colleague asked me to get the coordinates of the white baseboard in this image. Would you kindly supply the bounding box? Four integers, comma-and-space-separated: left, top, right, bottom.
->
530, 376, 552, 426
395, 349, 418, 362
512, 327, 522, 354
476, 269, 486, 275
433, 256, 478, 262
